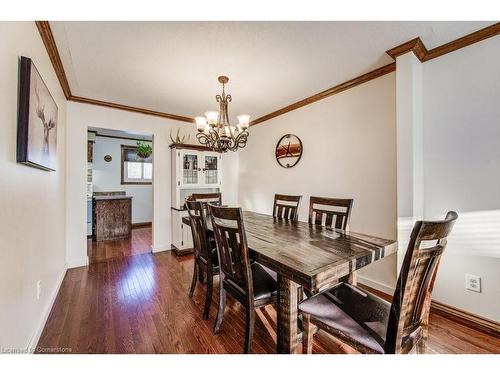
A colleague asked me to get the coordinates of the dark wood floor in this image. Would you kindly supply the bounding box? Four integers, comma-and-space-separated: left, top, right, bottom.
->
88, 226, 152, 264
39, 229, 500, 354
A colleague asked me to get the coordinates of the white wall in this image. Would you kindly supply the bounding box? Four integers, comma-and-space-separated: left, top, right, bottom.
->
395, 52, 424, 272
239, 73, 398, 293
66, 102, 240, 267
67, 102, 196, 266
422, 36, 500, 321
0, 22, 67, 349
92, 136, 153, 224
221, 151, 239, 207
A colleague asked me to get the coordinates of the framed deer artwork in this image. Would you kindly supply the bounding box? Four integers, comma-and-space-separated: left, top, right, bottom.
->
17, 56, 58, 171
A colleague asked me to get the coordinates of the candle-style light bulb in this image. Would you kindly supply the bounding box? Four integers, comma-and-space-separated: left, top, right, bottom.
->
205, 111, 219, 126
237, 114, 250, 130
195, 116, 207, 132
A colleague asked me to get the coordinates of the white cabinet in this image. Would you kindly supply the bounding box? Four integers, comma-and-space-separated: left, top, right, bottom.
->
202, 154, 220, 186
170, 145, 222, 255
179, 150, 221, 188
171, 209, 193, 252
180, 150, 200, 186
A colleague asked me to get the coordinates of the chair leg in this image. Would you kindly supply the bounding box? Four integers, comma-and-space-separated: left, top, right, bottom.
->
214, 275, 226, 334
416, 326, 429, 354
189, 261, 198, 298
244, 307, 255, 354
302, 313, 313, 354
203, 271, 213, 320
416, 338, 426, 354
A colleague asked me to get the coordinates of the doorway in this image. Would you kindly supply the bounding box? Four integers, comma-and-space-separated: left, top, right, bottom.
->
86, 127, 154, 263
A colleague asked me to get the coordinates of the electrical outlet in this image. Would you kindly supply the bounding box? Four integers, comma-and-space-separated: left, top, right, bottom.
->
36, 280, 42, 300
465, 274, 481, 293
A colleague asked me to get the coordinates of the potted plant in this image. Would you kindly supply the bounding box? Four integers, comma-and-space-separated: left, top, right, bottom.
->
136, 141, 152, 159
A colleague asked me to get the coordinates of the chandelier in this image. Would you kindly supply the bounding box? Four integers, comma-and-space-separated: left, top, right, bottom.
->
194, 76, 250, 152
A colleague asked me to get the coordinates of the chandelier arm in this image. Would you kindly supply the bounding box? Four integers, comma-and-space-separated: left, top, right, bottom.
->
196, 133, 211, 148
235, 132, 248, 149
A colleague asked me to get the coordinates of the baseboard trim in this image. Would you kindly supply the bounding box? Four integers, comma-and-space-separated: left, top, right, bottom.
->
171, 244, 194, 257
66, 257, 89, 269
358, 282, 500, 338
357, 275, 395, 296
152, 244, 173, 253
132, 221, 152, 229
430, 300, 500, 338
27, 266, 67, 351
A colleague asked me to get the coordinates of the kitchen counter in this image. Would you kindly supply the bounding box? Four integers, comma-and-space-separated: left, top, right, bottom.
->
94, 195, 133, 201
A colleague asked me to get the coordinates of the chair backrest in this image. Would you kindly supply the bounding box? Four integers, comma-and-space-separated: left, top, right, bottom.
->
208, 204, 253, 296
308, 196, 353, 230
385, 211, 458, 353
185, 200, 212, 264
191, 192, 222, 218
272, 194, 302, 221
192, 192, 222, 205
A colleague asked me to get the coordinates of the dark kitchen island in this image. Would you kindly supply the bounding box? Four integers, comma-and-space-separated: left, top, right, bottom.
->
92, 195, 132, 241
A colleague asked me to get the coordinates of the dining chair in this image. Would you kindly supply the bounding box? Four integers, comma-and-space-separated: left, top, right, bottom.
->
208, 204, 278, 354
192, 192, 222, 205
299, 211, 458, 354
185, 200, 219, 320
308, 196, 353, 230
191, 192, 222, 247
273, 194, 302, 221
300, 197, 355, 299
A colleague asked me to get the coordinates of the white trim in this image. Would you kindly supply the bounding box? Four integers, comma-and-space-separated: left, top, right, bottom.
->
358, 275, 395, 296
66, 257, 88, 269
152, 245, 173, 253
27, 266, 67, 351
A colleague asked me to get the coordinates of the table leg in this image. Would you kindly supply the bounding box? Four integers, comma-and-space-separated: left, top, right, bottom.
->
277, 274, 299, 354
348, 271, 357, 286
340, 271, 357, 286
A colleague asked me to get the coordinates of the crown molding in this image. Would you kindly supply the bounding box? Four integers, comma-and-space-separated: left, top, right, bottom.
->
35, 21, 72, 99
250, 62, 396, 126
387, 22, 500, 63
251, 23, 499, 126
36, 21, 499, 127
68, 95, 194, 123
35, 20, 194, 124
386, 37, 428, 62
423, 22, 500, 61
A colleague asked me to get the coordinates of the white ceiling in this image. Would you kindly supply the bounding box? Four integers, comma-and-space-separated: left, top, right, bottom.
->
51, 21, 494, 120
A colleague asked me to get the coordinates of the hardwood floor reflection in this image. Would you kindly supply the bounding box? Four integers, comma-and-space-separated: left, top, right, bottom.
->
88, 226, 152, 264
37, 249, 500, 353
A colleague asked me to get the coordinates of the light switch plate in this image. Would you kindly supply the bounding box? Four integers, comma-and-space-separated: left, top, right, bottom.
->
465, 274, 481, 293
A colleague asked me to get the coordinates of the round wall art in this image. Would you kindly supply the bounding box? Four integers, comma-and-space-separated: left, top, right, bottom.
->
275, 134, 303, 168
104, 155, 112, 162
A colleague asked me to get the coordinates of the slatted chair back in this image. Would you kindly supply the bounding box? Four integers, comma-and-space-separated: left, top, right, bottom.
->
192, 192, 222, 204
385, 211, 458, 353
185, 200, 212, 264
272, 194, 302, 221
209, 204, 253, 295
192, 192, 222, 217
308, 196, 353, 230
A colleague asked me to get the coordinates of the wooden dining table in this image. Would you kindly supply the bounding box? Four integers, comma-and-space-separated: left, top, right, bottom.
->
182, 211, 397, 354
